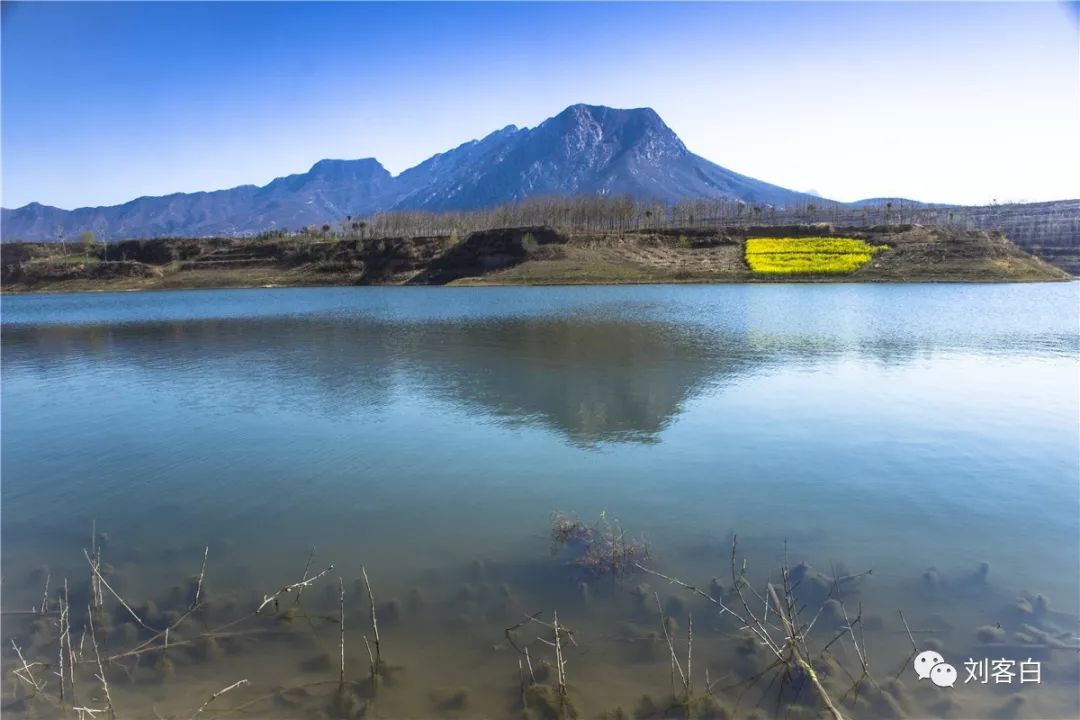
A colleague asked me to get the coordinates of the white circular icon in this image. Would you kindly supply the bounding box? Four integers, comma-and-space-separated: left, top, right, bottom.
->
931, 662, 957, 688
914, 650, 944, 680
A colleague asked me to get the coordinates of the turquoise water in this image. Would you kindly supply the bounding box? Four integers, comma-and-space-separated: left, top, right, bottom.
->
2, 283, 1078, 718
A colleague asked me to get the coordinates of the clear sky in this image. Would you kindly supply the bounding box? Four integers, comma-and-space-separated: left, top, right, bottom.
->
2, 1, 1077, 209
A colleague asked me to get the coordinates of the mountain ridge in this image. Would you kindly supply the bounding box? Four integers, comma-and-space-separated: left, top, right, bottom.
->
1, 104, 825, 241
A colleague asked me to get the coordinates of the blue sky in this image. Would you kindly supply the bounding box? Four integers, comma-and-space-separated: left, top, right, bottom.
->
2, 1, 1077, 209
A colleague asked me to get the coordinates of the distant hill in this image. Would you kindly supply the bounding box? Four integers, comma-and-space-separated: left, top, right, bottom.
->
1, 104, 820, 241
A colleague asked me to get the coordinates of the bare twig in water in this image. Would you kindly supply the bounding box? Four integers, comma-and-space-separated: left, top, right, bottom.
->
363, 635, 376, 688
256, 564, 334, 614
83, 548, 154, 631
638, 535, 852, 720
361, 565, 380, 673
87, 607, 114, 718
58, 581, 67, 703
193, 546, 209, 609
553, 611, 568, 710
292, 546, 317, 606
897, 609, 918, 653
523, 612, 579, 648
524, 647, 536, 684
654, 592, 686, 699
39, 570, 50, 615
634, 562, 739, 619
11, 640, 44, 691
766, 582, 844, 720
686, 610, 693, 699
338, 577, 345, 688
66, 579, 78, 707
188, 679, 248, 719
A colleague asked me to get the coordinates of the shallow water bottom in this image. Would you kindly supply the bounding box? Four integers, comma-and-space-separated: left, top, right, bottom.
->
2, 520, 1077, 720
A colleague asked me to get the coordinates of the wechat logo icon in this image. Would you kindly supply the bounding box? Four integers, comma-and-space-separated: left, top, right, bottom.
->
914, 650, 957, 688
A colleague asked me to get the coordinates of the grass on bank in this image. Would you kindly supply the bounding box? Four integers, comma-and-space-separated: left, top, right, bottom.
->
745, 237, 888, 275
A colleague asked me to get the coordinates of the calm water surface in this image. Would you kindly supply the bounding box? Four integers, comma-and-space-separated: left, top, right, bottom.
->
2, 284, 1078, 718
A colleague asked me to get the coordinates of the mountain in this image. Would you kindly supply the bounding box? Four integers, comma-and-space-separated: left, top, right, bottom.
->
2, 104, 820, 241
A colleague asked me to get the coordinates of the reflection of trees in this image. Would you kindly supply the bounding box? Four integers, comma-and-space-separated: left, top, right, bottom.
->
3, 316, 740, 443
3, 309, 1069, 444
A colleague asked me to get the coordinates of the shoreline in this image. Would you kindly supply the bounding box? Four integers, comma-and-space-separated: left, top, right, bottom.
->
2, 224, 1072, 294
2, 274, 1076, 298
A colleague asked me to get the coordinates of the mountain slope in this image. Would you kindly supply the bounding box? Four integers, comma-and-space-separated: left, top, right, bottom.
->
2, 104, 818, 241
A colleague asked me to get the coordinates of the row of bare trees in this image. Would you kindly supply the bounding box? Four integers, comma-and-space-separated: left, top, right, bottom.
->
255, 196, 1077, 246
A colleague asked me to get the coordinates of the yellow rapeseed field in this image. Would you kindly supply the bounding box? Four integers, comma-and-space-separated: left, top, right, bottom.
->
745, 237, 888, 275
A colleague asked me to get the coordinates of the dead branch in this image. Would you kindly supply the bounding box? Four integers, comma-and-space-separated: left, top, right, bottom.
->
87, 607, 114, 719
11, 640, 44, 691
256, 564, 334, 614
189, 679, 248, 719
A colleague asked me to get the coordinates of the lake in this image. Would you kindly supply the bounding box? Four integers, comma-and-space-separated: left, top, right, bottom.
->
2, 283, 1078, 719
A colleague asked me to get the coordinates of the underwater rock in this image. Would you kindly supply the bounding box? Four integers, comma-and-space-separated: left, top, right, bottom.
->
186, 635, 221, 663
576, 581, 591, 607
819, 599, 845, 628
523, 683, 577, 720
456, 583, 478, 603
378, 599, 402, 626
26, 565, 49, 586
219, 635, 246, 655
300, 652, 333, 673
811, 653, 841, 680
881, 678, 907, 704
468, 558, 488, 581
634, 694, 659, 719
135, 600, 161, 627
532, 660, 553, 684
484, 583, 515, 621
429, 686, 469, 711
921, 567, 945, 594
977, 624, 1006, 643
989, 696, 1025, 720
329, 687, 367, 719
690, 694, 730, 720
868, 686, 906, 719
28, 616, 53, 649
970, 561, 991, 585
734, 634, 763, 677
114, 622, 139, 647
922, 637, 945, 653
708, 577, 728, 601
599, 706, 630, 720
273, 684, 314, 709
928, 696, 959, 718
406, 587, 424, 614
664, 594, 686, 619
629, 583, 651, 611
151, 655, 175, 684
626, 631, 664, 663
789, 561, 810, 584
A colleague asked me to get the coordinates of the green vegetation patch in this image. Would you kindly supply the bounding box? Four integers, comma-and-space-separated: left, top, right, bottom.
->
745, 237, 888, 275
